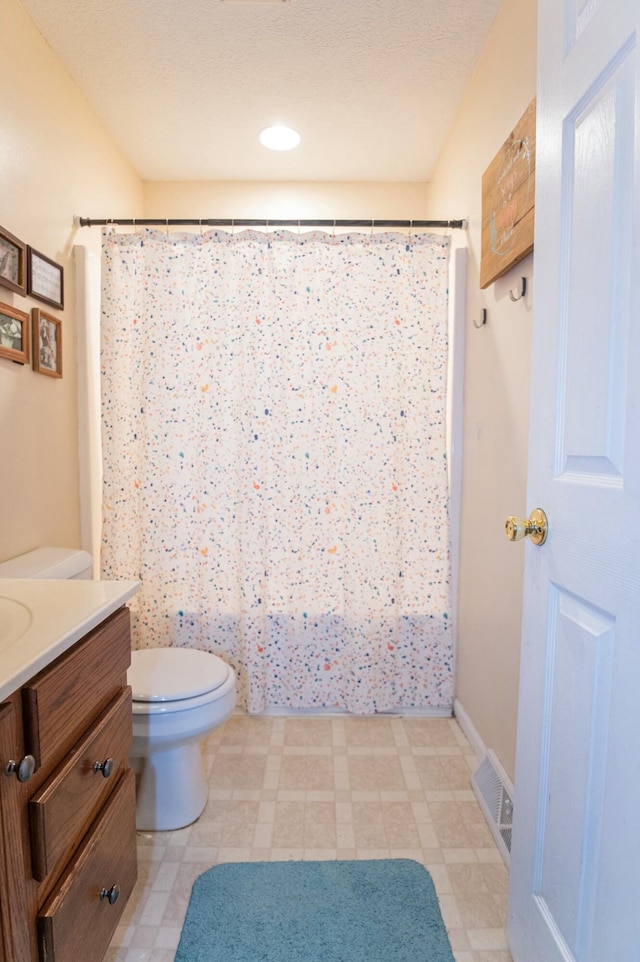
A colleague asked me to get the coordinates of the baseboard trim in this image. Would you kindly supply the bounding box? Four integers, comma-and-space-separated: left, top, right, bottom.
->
453, 698, 514, 868
452, 697, 485, 760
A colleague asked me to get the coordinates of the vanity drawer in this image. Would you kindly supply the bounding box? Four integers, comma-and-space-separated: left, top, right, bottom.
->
37, 769, 137, 962
22, 607, 131, 770
29, 689, 133, 882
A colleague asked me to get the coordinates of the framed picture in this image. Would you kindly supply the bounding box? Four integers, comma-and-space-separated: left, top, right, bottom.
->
0, 302, 30, 364
27, 247, 64, 310
0, 225, 26, 296
32, 308, 62, 378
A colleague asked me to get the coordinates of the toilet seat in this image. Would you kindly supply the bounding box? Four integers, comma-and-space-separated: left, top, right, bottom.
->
128, 648, 232, 714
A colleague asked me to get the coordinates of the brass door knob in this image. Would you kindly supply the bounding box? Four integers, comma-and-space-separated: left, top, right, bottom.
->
505, 508, 548, 546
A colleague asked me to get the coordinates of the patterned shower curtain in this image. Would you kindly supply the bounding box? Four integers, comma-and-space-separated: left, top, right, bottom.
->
101, 228, 453, 713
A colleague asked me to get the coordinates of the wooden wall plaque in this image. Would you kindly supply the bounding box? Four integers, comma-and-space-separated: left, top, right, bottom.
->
480, 98, 536, 289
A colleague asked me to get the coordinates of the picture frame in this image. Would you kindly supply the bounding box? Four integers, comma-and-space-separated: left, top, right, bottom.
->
0, 225, 27, 296
32, 307, 62, 378
27, 247, 64, 310
0, 302, 30, 365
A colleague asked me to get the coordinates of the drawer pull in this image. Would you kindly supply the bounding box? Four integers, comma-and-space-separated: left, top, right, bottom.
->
93, 757, 114, 778
100, 883, 120, 905
5, 754, 36, 782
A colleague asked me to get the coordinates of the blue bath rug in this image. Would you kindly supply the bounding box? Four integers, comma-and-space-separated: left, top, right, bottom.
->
174, 858, 455, 962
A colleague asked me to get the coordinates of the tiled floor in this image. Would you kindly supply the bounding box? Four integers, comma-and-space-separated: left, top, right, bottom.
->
105, 715, 513, 962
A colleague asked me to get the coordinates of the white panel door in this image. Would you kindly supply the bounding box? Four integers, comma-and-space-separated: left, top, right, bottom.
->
507, 1, 640, 960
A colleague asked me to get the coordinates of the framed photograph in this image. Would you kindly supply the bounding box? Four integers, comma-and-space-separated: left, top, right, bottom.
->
0, 225, 26, 296
27, 247, 64, 310
0, 302, 30, 364
32, 308, 62, 378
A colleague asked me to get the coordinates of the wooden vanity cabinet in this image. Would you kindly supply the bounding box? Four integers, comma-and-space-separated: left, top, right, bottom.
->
0, 606, 137, 962
0, 699, 31, 962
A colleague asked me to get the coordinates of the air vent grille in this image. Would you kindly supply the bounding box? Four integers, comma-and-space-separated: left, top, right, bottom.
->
471, 751, 514, 866
500, 826, 513, 853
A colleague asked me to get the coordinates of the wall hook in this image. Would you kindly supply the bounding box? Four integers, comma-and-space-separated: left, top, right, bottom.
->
473, 309, 487, 329
509, 276, 527, 302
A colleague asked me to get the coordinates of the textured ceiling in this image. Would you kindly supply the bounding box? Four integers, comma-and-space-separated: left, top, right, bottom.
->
20, 0, 502, 181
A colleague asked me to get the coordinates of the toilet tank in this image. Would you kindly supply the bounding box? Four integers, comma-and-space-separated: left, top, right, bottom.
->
0, 547, 93, 580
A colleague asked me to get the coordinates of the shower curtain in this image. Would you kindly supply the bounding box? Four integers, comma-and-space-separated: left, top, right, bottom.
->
101, 228, 453, 713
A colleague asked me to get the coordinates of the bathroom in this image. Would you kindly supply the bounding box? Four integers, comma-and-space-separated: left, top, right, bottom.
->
1, 0, 635, 959
2, 0, 533, 789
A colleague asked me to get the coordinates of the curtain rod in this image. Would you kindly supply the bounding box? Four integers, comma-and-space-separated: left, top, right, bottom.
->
76, 217, 467, 229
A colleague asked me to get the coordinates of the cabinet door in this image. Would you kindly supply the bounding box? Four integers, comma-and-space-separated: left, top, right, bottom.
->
37, 769, 137, 962
0, 701, 33, 962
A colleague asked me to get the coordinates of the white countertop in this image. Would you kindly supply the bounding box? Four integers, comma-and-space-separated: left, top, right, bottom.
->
0, 579, 139, 701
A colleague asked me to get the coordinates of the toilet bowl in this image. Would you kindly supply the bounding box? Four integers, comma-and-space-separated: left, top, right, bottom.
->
128, 647, 236, 831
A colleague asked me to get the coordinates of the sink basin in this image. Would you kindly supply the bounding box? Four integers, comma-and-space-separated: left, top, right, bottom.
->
0, 596, 33, 647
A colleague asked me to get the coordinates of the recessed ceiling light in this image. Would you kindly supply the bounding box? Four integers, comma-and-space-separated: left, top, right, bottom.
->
259, 125, 301, 151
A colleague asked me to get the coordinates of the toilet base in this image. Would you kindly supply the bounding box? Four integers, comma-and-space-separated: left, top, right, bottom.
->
132, 742, 208, 831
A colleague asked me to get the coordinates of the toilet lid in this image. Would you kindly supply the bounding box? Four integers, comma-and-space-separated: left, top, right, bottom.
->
128, 648, 230, 702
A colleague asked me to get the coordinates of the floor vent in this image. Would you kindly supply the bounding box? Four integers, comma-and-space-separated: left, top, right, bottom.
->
471, 750, 514, 867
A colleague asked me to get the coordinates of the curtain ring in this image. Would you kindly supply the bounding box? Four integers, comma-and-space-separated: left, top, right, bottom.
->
165, 218, 169, 236
409, 219, 413, 238
199, 218, 203, 236
332, 218, 336, 239
370, 218, 374, 238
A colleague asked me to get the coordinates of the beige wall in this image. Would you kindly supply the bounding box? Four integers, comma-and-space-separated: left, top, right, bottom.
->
143, 180, 430, 222
428, 0, 537, 780
0, 0, 142, 563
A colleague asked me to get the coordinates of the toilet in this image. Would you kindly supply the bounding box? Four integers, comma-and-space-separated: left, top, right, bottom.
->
0, 546, 237, 832
128, 647, 236, 831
